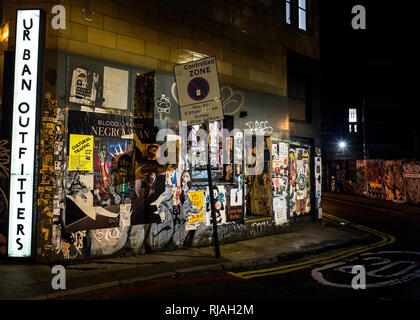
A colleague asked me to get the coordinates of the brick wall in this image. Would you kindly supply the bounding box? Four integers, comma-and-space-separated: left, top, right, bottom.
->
2, 0, 319, 97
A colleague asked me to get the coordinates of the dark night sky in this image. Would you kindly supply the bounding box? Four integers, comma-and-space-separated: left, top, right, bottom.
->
319, 0, 419, 159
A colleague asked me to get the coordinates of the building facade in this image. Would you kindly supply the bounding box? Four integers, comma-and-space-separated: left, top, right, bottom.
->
0, 0, 321, 263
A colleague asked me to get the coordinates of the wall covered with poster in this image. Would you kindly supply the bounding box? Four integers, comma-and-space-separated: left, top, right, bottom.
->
326, 159, 420, 205
26, 52, 325, 263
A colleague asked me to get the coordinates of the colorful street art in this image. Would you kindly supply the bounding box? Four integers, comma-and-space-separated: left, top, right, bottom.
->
327, 159, 420, 205
272, 141, 289, 225
315, 156, 322, 219
289, 146, 311, 217
384, 160, 407, 203
366, 159, 385, 200
1, 65, 301, 263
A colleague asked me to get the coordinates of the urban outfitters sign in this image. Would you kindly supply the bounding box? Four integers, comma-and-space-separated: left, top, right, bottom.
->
174, 56, 224, 125
8, 9, 44, 258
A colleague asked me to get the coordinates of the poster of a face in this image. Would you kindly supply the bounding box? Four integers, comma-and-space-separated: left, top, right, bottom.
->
205, 185, 227, 226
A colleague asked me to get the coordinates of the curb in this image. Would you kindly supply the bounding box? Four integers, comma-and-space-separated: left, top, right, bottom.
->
24, 215, 375, 300
26, 235, 371, 300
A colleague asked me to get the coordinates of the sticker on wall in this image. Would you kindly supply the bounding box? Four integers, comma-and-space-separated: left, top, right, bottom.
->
103, 66, 129, 110
155, 94, 171, 114
186, 190, 205, 230
69, 134, 94, 171
226, 186, 244, 223
315, 156, 322, 219
69, 67, 99, 106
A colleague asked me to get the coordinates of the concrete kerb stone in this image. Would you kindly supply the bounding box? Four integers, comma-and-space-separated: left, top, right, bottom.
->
25, 218, 374, 300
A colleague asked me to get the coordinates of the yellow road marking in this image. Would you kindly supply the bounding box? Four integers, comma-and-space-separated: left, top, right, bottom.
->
228, 211, 396, 279
245, 217, 272, 223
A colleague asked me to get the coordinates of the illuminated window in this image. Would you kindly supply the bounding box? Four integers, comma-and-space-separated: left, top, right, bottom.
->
349, 108, 357, 123
354, 124, 357, 133
349, 124, 352, 133
286, 0, 291, 24
298, 0, 307, 30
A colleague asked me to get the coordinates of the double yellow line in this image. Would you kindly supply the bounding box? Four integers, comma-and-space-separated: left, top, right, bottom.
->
228, 212, 396, 279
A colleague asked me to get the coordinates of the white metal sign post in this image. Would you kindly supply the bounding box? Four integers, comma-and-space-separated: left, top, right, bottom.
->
8, 9, 44, 258
174, 56, 224, 126
174, 57, 224, 258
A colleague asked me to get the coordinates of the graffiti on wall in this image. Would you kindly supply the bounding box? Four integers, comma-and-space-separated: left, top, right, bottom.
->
315, 156, 322, 219
0, 139, 10, 256
366, 159, 385, 200
384, 160, 407, 203
328, 159, 420, 205
50, 66, 299, 262
272, 141, 289, 225
290, 146, 311, 217
355, 160, 367, 197
402, 160, 420, 204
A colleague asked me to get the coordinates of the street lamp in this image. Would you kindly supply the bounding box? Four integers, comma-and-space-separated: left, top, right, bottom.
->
338, 141, 347, 150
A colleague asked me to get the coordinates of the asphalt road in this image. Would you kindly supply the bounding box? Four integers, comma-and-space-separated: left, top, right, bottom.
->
58, 195, 420, 305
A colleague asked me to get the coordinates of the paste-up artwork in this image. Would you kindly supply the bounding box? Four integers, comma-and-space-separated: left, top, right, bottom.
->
289, 149, 297, 216
68, 134, 94, 171
64, 171, 120, 232
190, 124, 207, 167
384, 160, 407, 203
272, 141, 288, 224
226, 185, 244, 223
186, 190, 205, 230
93, 138, 134, 207
290, 147, 310, 216
65, 111, 137, 232
315, 156, 322, 219
130, 118, 166, 225
69, 67, 99, 106
272, 143, 279, 160
366, 159, 385, 200
209, 121, 223, 170
155, 94, 171, 114
402, 160, 420, 204
206, 185, 227, 226
245, 137, 272, 216
273, 197, 287, 225
103, 66, 129, 110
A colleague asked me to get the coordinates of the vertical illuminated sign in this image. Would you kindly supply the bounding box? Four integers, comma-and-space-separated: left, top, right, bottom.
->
8, 9, 44, 257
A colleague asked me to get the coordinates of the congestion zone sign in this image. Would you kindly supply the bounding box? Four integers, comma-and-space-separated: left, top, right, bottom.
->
174, 56, 224, 125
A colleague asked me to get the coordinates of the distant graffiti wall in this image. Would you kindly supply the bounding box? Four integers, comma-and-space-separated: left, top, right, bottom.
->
326, 159, 420, 205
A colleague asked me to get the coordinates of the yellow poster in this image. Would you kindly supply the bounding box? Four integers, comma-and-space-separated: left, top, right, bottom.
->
69, 134, 94, 171
187, 191, 205, 229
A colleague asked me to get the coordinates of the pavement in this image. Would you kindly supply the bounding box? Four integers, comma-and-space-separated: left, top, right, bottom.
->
323, 192, 420, 214
0, 212, 376, 300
